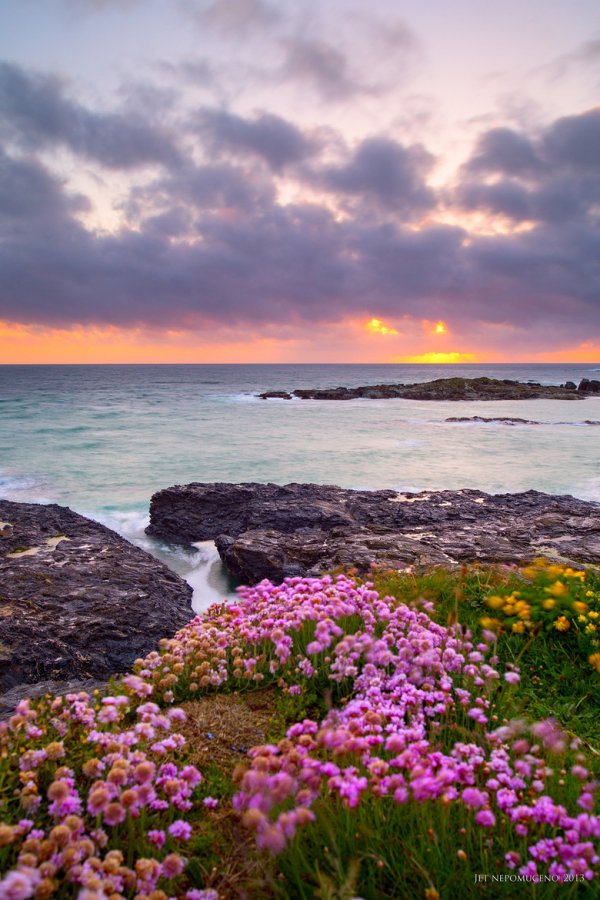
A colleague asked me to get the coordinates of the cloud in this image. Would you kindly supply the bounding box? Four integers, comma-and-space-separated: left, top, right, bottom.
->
196, 108, 318, 170
0, 62, 182, 169
281, 37, 378, 101
128, 160, 275, 219
180, 0, 280, 34
544, 108, 600, 170
465, 127, 542, 177
60, 0, 143, 11
538, 38, 600, 81
0, 92, 598, 353
456, 109, 600, 226
319, 136, 436, 214
0, 150, 90, 230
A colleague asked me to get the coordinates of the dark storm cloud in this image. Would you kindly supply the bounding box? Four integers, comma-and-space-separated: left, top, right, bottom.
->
0, 62, 181, 169
0, 96, 598, 344
319, 137, 436, 213
197, 108, 317, 170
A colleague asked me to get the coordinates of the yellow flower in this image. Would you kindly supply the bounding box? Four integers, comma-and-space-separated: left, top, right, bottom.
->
586, 590, 594, 598
545, 581, 568, 598
542, 599, 556, 611
589, 611, 599, 619
486, 595, 505, 610
578, 615, 588, 623
585, 624, 597, 634
480, 617, 501, 631
503, 605, 516, 616
572, 601, 589, 614
589, 653, 600, 672
554, 616, 571, 632
512, 621, 525, 634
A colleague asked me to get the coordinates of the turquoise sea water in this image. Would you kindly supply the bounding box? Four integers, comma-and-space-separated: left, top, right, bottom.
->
1, 363, 599, 609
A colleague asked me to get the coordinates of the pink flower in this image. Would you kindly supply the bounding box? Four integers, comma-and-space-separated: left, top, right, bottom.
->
474, 809, 496, 828
203, 797, 218, 809
0, 868, 41, 900
462, 788, 488, 809
169, 820, 193, 840
103, 801, 126, 826
147, 829, 165, 847
161, 852, 186, 879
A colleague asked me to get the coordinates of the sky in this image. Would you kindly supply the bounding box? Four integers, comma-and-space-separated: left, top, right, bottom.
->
0, 0, 599, 363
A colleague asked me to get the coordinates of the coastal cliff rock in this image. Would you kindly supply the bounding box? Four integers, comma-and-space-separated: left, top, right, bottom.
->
147, 482, 600, 584
0, 500, 193, 694
258, 376, 585, 401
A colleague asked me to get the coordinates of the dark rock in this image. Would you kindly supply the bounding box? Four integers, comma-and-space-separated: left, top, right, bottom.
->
578, 378, 600, 394
258, 377, 584, 402
564, 382, 577, 390
445, 416, 539, 425
148, 482, 600, 584
258, 391, 293, 400
0, 500, 193, 695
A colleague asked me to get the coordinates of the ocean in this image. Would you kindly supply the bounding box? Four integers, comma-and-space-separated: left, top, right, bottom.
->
1, 363, 599, 610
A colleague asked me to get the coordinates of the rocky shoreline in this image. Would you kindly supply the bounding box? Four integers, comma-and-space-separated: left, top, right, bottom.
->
3, 482, 600, 710
259, 376, 600, 401
148, 482, 600, 584
0, 500, 193, 700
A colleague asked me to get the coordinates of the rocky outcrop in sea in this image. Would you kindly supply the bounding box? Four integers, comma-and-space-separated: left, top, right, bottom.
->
258, 376, 600, 401
147, 482, 600, 584
0, 500, 193, 697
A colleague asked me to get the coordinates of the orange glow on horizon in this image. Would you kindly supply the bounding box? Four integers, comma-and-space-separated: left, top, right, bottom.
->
399, 351, 478, 364
1, 319, 599, 365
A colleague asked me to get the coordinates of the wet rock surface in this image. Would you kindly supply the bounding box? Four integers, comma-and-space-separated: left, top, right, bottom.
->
0, 500, 193, 695
258, 376, 587, 402
148, 482, 600, 584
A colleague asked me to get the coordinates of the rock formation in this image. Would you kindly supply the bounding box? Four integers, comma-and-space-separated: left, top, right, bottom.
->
258, 377, 587, 402
0, 500, 193, 694
148, 482, 600, 584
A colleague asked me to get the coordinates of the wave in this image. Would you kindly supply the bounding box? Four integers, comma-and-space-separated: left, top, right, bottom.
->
0, 472, 52, 503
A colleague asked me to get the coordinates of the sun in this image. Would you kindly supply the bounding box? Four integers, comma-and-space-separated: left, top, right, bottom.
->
365, 318, 399, 336
435, 321, 447, 334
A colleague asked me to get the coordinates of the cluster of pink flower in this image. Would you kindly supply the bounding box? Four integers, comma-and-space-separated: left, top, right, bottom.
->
132, 575, 423, 701
0, 691, 205, 897
219, 579, 599, 883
